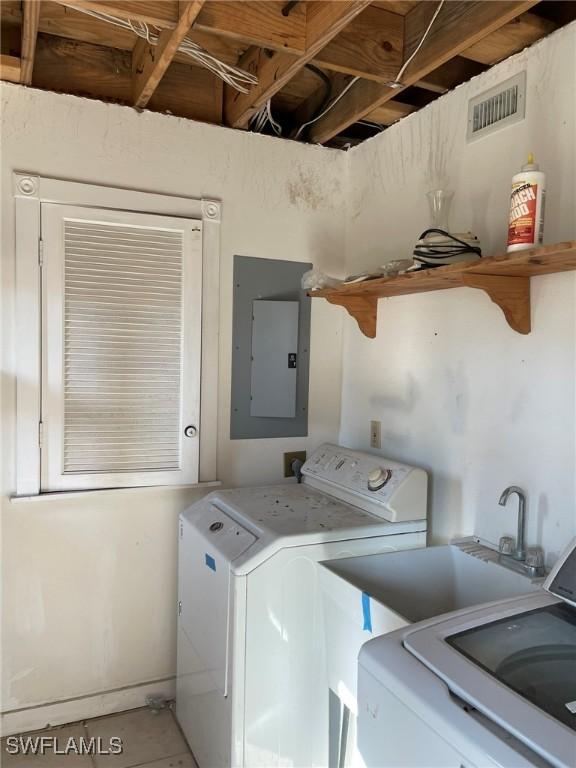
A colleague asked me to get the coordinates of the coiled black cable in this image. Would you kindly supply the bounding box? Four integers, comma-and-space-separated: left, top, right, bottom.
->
413, 228, 482, 269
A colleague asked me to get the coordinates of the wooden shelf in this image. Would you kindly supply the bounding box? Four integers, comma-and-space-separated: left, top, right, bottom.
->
309, 241, 576, 338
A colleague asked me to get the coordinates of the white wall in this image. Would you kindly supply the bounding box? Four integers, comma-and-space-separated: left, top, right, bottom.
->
0, 85, 346, 726
341, 23, 576, 561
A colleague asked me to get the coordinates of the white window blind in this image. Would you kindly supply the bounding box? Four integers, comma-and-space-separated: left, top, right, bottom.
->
41, 204, 202, 491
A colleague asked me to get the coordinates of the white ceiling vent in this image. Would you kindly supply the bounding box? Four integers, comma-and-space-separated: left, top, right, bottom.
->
467, 71, 526, 141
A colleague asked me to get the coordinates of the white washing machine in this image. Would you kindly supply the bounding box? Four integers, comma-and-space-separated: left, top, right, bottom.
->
176, 443, 428, 768
357, 540, 576, 768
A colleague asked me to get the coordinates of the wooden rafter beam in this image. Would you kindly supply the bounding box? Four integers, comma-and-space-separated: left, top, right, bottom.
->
372, 1, 420, 15
0, 54, 22, 84
366, 100, 417, 125
307, 0, 540, 144
13, 4, 244, 68
224, 0, 372, 130
8, 2, 479, 99
312, 6, 403, 83
21, 0, 41, 85
460, 11, 556, 65
55, 1, 179, 29
414, 56, 487, 94
194, 1, 306, 55
132, 0, 205, 108
55, 1, 307, 55
32, 34, 223, 124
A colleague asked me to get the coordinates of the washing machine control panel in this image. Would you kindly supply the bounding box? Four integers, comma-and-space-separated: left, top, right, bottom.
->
301, 443, 420, 508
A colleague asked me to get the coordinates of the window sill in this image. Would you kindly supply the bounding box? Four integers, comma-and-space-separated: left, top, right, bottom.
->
9, 481, 221, 504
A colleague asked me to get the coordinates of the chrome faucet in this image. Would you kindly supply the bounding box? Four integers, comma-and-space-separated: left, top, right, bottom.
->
499, 486, 526, 561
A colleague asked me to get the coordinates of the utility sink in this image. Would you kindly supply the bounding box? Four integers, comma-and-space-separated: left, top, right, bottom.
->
322, 539, 543, 624
319, 540, 544, 720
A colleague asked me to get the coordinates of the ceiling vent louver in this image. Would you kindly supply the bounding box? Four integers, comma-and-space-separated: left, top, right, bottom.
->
467, 71, 526, 141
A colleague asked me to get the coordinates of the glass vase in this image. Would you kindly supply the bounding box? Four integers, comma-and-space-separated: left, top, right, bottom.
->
427, 189, 454, 233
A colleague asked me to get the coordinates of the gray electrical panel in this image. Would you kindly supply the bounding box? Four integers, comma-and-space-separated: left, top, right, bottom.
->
231, 256, 311, 439
250, 300, 299, 418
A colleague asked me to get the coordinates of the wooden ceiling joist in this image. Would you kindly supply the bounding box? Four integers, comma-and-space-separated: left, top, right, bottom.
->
371, 1, 420, 14
28, 4, 244, 68
313, 6, 403, 82
224, 0, 372, 129
0, 54, 21, 84
307, 0, 541, 144
32, 34, 223, 124
366, 100, 417, 125
414, 56, 487, 94
21, 0, 41, 85
55, 1, 308, 54
132, 0, 205, 108
460, 11, 556, 65
55, 1, 180, 30
194, 1, 307, 54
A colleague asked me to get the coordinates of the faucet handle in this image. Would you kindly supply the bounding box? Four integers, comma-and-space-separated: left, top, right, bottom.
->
499, 536, 515, 555
525, 547, 545, 570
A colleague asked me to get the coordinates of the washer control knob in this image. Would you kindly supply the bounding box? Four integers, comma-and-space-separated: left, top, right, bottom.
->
368, 468, 391, 492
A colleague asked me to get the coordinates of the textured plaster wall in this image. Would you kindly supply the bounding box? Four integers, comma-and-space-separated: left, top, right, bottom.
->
341, 23, 576, 558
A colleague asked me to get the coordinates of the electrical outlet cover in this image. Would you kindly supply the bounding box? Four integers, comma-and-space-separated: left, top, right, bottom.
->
370, 421, 381, 449
283, 451, 307, 478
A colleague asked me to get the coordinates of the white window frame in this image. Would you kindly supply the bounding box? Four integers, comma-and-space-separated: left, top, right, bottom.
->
13, 172, 221, 497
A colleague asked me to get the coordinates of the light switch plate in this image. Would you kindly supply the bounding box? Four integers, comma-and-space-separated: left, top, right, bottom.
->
370, 420, 381, 449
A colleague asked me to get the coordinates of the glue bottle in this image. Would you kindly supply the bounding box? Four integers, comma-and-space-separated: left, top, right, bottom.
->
507, 153, 546, 252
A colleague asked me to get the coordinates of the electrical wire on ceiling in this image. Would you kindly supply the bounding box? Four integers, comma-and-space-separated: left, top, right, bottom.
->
293, 76, 360, 140
249, 99, 282, 136
71, 5, 259, 93
358, 120, 386, 132
250, 63, 331, 139
292, 0, 445, 141
386, 0, 445, 88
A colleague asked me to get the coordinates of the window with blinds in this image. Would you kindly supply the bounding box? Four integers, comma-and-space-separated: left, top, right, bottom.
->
41, 204, 202, 491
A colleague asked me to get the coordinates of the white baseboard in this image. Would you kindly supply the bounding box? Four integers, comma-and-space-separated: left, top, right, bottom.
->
1, 677, 176, 737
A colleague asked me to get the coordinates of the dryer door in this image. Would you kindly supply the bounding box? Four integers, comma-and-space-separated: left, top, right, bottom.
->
179, 504, 255, 695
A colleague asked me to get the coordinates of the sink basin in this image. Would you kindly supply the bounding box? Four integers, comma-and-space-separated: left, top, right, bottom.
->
322, 540, 543, 624
319, 541, 544, 765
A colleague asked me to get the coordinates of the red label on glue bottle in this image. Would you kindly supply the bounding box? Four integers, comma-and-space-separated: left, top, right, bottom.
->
507, 153, 546, 253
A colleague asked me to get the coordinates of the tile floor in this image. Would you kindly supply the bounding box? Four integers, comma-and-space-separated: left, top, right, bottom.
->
1, 706, 198, 768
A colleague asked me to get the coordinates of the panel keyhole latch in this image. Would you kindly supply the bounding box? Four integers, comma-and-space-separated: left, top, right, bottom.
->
184, 425, 198, 438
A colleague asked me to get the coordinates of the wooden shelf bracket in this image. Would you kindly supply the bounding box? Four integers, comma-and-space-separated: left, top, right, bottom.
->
461, 273, 531, 334
325, 294, 378, 338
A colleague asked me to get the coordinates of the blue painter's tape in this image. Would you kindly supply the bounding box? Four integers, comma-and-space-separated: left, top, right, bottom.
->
362, 591, 372, 632
205, 554, 216, 572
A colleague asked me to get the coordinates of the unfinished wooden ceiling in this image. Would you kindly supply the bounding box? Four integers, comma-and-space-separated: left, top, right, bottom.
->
1, 1, 574, 147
